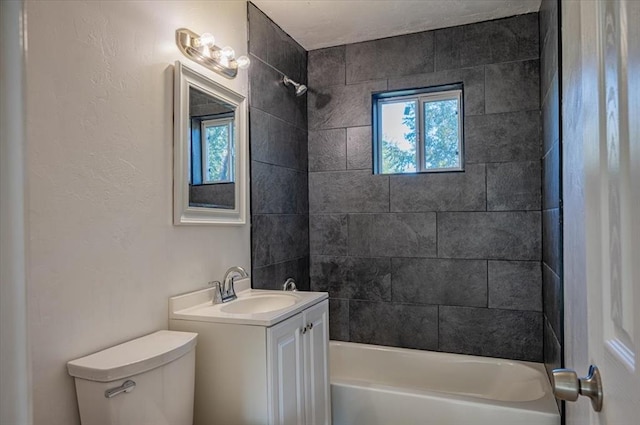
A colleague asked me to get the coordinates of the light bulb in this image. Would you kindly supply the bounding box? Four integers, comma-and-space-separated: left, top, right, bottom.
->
236, 55, 251, 69
194, 32, 215, 48
221, 46, 235, 59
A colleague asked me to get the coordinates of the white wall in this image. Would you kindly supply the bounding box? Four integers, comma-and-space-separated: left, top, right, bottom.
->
24, 1, 250, 423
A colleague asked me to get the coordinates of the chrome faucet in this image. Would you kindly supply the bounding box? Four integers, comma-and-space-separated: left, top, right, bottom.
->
219, 266, 249, 303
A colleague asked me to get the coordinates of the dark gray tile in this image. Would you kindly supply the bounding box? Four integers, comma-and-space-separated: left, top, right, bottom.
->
348, 213, 437, 257
485, 60, 540, 114
346, 126, 372, 170
544, 316, 563, 389
311, 256, 391, 301
250, 107, 270, 163
267, 20, 307, 85
541, 34, 558, 107
309, 170, 389, 213
542, 208, 561, 273
439, 306, 543, 361
465, 111, 540, 163
544, 315, 563, 414
488, 261, 542, 311
309, 214, 348, 255
438, 212, 541, 260
251, 161, 307, 214
388, 66, 485, 116
539, 0, 558, 51
268, 116, 308, 171
189, 183, 234, 208
309, 46, 346, 88
350, 301, 438, 350
540, 0, 559, 100
543, 141, 560, 210
249, 3, 307, 84
248, 3, 270, 62
252, 214, 309, 267
249, 58, 307, 129
345, 257, 392, 300
487, 161, 541, 211
308, 80, 387, 130
310, 255, 344, 293
297, 174, 309, 214
392, 258, 487, 307
543, 262, 563, 339
308, 128, 346, 171
346, 31, 434, 83
252, 111, 307, 171
329, 298, 349, 341
390, 164, 486, 212
434, 13, 539, 71
542, 74, 560, 156
252, 257, 310, 291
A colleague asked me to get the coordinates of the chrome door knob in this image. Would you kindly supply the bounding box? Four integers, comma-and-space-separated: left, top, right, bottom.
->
551, 365, 603, 412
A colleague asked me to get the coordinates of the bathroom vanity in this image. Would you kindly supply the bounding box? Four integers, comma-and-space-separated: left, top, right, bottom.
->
169, 287, 330, 425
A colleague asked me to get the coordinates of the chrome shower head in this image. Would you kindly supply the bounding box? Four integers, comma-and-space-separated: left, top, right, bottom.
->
283, 76, 307, 96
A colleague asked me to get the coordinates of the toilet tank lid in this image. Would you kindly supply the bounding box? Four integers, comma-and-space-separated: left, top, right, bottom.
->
67, 330, 197, 382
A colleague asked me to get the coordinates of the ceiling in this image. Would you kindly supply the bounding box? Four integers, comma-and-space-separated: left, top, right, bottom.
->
251, 0, 542, 50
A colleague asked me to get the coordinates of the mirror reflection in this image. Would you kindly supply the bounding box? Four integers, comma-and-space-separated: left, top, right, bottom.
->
188, 86, 236, 209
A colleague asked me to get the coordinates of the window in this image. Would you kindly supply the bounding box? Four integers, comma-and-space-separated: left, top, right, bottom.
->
373, 85, 463, 174
201, 117, 234, 184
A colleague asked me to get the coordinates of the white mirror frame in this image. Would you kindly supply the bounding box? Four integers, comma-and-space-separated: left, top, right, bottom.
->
173, 61, 247, 225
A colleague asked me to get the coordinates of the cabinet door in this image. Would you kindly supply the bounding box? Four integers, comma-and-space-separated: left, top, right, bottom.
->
303, 300, 331, 425
267, 313, 306, 425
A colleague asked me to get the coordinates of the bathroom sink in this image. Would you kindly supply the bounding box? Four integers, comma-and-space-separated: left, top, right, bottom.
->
169, 287, 328, 326
220, 294, 297, 314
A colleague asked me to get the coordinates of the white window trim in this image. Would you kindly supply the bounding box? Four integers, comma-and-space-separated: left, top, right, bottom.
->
375, 87, 464, 174
201, 117, 234, 184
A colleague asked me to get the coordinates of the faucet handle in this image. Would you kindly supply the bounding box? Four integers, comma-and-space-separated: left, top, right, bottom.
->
224, 276, 238, 301
209, 281, 223, 304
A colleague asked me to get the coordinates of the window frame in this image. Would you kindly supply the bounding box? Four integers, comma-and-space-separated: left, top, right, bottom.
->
372, 84, 464, 175
200, 117, 235, 184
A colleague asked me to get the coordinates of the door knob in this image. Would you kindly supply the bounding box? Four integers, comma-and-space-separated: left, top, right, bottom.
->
551, 365, 603, 412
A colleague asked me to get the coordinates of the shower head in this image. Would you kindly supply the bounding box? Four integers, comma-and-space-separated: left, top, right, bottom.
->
283, 76, 307, 96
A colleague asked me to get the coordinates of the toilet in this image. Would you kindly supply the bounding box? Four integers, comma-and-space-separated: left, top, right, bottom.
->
67, 330, 198, 425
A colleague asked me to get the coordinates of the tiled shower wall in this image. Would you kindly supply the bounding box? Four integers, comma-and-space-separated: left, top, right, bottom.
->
540, 0, 563, 378
307, 14, 544, 361
248, 4, 310, 290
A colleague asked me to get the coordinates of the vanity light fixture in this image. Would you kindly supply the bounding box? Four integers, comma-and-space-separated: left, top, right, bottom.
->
176, 28, 250, 79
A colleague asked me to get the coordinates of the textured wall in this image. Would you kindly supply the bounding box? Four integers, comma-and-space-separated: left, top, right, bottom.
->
248, 4, 310, 290
540, 0, 563, 381
308, 13, 543, 361
25, 2, 250, 424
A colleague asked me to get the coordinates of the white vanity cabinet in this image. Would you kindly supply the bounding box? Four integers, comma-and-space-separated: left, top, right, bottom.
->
169, 292, 330, 425
268, 300, 330, 425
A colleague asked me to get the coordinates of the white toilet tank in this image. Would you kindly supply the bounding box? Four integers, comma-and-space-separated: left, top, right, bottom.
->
67, 330, 198, 425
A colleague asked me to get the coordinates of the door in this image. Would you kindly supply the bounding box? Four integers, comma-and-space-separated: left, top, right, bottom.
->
562, 0, 640, 423
267, 313, 306, 425
303, 300, 331, 425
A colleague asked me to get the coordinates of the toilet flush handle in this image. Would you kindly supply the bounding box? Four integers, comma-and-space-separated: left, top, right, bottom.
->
105, 379, 136, 398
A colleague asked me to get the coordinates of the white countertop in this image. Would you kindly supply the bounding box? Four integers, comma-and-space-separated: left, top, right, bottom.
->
169, 286, 328, 327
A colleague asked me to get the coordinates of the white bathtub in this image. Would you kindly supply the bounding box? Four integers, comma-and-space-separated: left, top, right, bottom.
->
330, 341, 560, 425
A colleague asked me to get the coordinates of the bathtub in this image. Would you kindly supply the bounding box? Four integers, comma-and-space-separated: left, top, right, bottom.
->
330, 341, 560, 425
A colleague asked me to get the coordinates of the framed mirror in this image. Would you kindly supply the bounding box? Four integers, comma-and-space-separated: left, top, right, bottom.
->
174, 61, 247, 225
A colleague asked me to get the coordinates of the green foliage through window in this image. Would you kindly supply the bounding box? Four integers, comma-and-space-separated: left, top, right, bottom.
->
375, 87, 463, 174
203, 120, 233, 183
423, 99, 460, 169
381, 101, 416, 173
